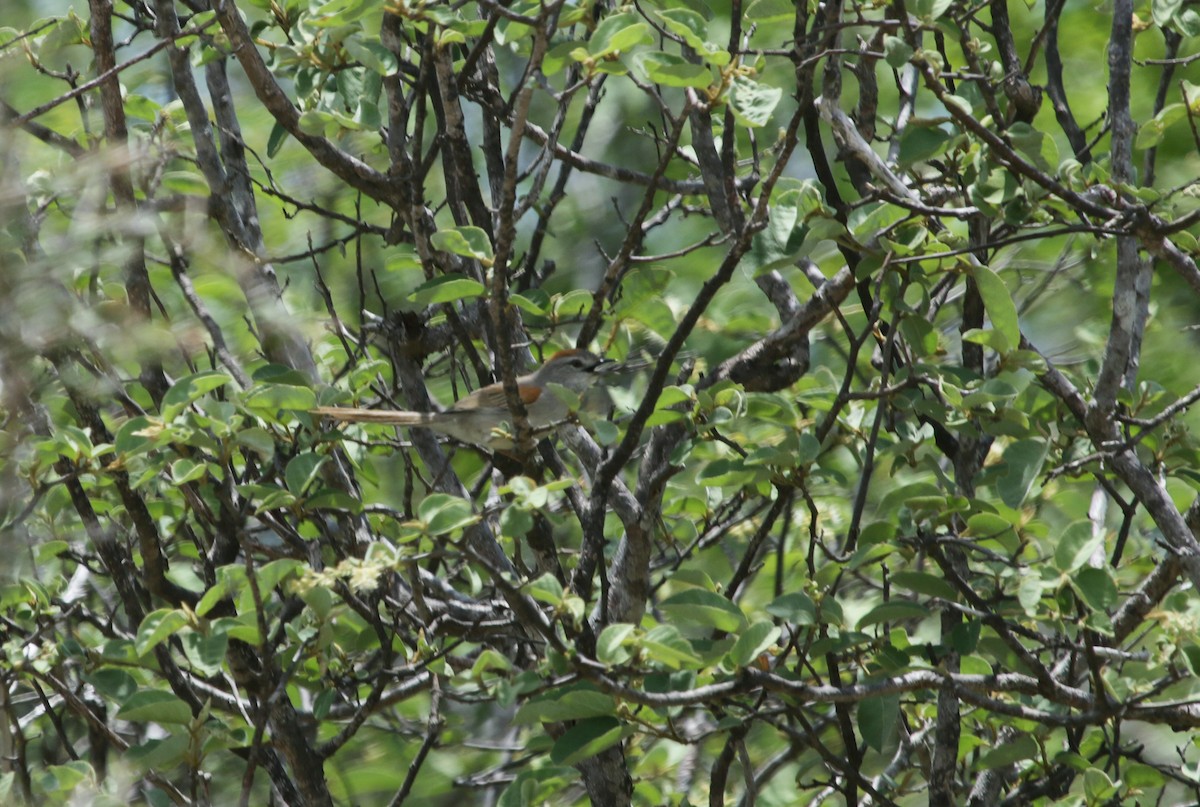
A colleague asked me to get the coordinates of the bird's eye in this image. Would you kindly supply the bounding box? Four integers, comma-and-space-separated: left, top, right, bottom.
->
570, 359, 584, 368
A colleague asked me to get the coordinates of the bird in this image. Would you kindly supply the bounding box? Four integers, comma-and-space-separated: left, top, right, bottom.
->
312, 349, 617, 449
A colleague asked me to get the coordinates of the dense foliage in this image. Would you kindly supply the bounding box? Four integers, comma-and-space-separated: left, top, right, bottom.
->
4, 0, 1200, 804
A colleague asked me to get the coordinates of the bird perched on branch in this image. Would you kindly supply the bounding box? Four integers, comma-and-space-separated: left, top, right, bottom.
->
312, 349, 617, 449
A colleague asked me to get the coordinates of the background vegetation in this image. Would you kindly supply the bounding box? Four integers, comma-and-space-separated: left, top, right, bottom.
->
4, 0, 1200, 804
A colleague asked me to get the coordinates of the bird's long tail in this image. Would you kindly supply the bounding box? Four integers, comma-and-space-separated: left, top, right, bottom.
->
311, 407, 434, 426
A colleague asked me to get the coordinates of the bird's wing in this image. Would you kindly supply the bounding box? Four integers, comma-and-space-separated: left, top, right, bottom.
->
450, 382, 541, 411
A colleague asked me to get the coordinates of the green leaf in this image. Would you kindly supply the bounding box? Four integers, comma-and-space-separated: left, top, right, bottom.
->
1176, 8, 1200, 35
978, 734, 1038, 769
114, 416, 162, 456
962, 327, 1011, 354
239, 483, 297, 513
236, 427, 276, 457
430, 226, 494, 264
1153, 0, 1183, 28
655, 8, 723, 59
729, 621, 780, 667
1125, 761, 1166, 788
125, 734, 188, 771
597, 623, 636, 665
498, 768, 579, 807
1073, 567, 1118, 611
1054, 520, 1100, 573
500, 507, 533, 538
85, 668, 138, 702
285, 451, 328, 495
640, 625, 704, 669
117, 690, 193, 724
162, 370, 233, 418
1007, 123, 1057, 171
765, 592, 817, 625
728, 77, 782, 128
527, 573, 564, 605
417, 493, 478, 536
161, 170, 210, 197
848, 201, 908, 243
267, 120, 289, 158
965, 512, 1017, 542
241, 384, 317, 414
343, 37, 398, 75
1136, 103, 1187, 149
510, 292, 548, 316
258, 559, 304, 593
195, 578, 228, 618
898, 125, 952, 166
297, 109, 338, 137
696, 457, 758, 488
889, 571, 958, 600
883, 35, 914, 68
913, 0, 953, 21
996, 439, 1047, 508
858, 693, 899, 752
1083, 768, 1119, 803
745, 0, 794, 23
515, 688, 617, 724
135, 609, 189, 656
635, 51, 711, 88
968, 264, 1019, 352
36, 761, 92, 796
550, 717, 624, 766
586, 12, 650, 57
170, 458, 207, 485
659, 589, 747, 632
408, 274, 486, 306
744, 185, 813, 274
181, 630, 227, 677
856, 600, 930, 630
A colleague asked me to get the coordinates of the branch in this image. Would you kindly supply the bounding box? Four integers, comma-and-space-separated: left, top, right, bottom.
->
212, 0, 400, 207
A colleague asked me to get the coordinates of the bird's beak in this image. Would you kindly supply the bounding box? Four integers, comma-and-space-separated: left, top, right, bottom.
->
594, 358, 622, 374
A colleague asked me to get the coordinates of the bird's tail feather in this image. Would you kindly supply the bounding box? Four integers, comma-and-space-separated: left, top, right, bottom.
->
311, 407, 433, 426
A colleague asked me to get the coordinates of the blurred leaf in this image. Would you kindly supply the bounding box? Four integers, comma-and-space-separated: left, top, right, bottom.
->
241, 384, 317, 414
1054, 521, 1101, 573
996, 439, 1047, 508
858, 694, 899, 752
597, 623, 636, 665
409, 274, 486, 305
162, 371, 233, 419
883, 35, 914, 68
285, 452, 328, 495
587, 12, 650, 57
640, 625, 704, 669
1072, 566, 1118, 611
659, 589, 747, 632
857, 601, 930, 629
181, 630, 227, 677
729, 621, 780, 667
980, 734, 1039, 770
417, 494, 479, 535
430, 227, 494, 264
746, 0, 794, 22
135, 609, 189, 656
728, 77, 783, 128
968, 265, 1019, 351
550, 717, 624, 765
766, 592, 818, 625
117, 690, 193, 724
636, 51, 711, 88
889, 571, 958, 600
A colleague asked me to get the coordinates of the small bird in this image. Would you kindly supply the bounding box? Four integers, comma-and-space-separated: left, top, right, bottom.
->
312, 349, 616, 449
